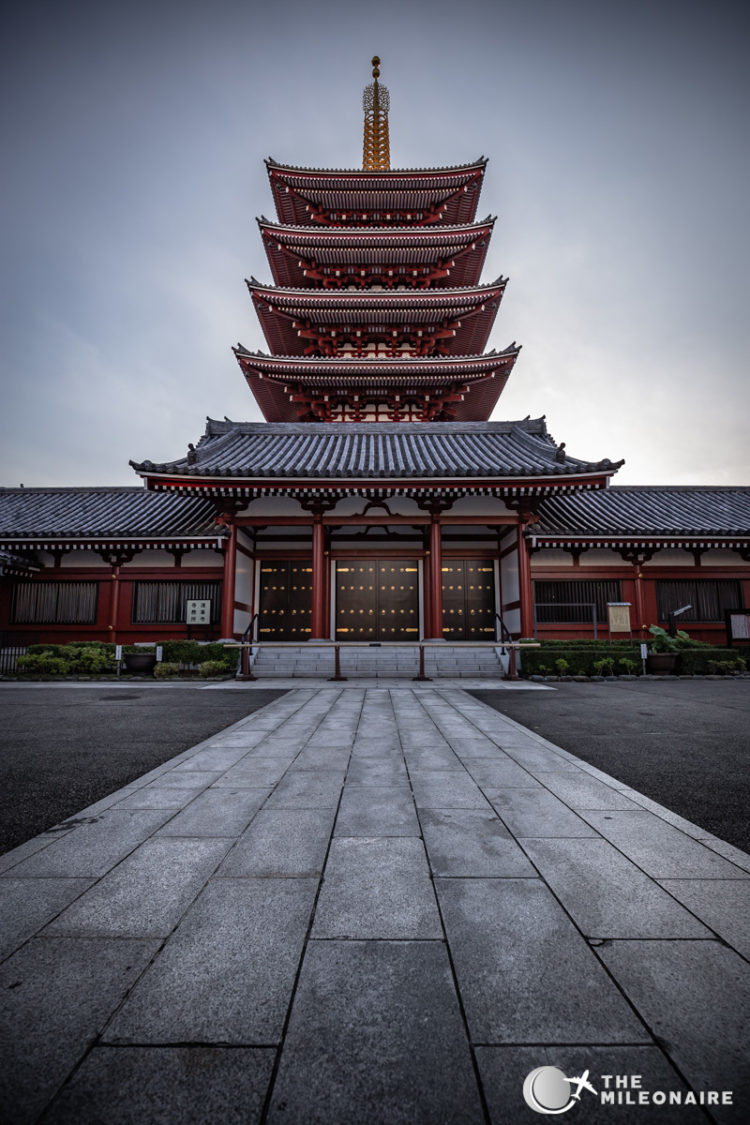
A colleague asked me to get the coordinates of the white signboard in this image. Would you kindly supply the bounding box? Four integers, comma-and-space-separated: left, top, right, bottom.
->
186, 599, 211, 625
729, 613, 750, 640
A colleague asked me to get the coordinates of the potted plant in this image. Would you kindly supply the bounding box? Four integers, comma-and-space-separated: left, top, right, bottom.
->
646, 625, 682, 674
123, 647, 157, 675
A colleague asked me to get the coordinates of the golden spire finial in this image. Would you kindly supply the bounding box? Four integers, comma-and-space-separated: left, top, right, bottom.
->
363, 55, 390, 170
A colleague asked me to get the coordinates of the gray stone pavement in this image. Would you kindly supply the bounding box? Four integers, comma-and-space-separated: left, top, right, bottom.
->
1, 682, 749, 1124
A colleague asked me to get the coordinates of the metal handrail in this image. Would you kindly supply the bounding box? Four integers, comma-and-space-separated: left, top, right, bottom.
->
495, 613, 512, 646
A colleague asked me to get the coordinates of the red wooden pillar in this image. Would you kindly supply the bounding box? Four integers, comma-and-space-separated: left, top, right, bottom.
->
426, 512, 444, 639
632, 564, 646, 636
109, 564, 121, 645
221, 523, 238, 638
310, 512, 328, 639
517, 521, 534, 638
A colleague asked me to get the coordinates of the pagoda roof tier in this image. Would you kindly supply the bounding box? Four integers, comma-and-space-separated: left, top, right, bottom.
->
0, 487, 226, 551
131, 419, 623, 494
248, 280, 506, 358
530, 487, 750, 549
266, 158, 487, 227
258, 218, 495, 289
233, 348, 520, 423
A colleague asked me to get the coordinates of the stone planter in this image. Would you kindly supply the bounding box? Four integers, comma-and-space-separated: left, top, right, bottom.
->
123, 652, 157, 675
646, 652, 678, 675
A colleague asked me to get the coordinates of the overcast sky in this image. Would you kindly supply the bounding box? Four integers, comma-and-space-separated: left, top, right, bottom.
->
1, 0, 748, 489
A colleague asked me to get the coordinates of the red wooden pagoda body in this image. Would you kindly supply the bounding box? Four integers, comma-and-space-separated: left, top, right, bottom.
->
237, 144, 518, 424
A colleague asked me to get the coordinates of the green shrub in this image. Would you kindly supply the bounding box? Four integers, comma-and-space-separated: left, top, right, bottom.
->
677, 647, 744, 675
154, 641, 228, 666
16, 653, 69, 675
154, 661, 181, 679
27, 644, 65, 657
592, 657, 615, 676
198, 660, 233, 678
553, 658, 570, 675
520, 645, 642, 677
617, 657, 637, 675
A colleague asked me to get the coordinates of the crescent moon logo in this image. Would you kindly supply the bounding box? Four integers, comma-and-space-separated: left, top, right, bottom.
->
522, 1067, 576, 1115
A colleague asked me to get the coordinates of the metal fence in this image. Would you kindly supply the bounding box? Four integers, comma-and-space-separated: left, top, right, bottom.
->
0, 646, 28, 674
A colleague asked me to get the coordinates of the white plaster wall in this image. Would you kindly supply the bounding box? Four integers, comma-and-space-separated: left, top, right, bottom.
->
500, 544, 520, 634
579, 549, 624, 566
122, 550, 175, 568
234, 607, 252, 634
702, 549, 746, 566
240, 496, 304, 515
59, 551, 109, 569
181, 549, 223, 568
530, 549, 572, 568
643, 549, 695, 567
447, 495, 515, 517
235, 551, 254, 612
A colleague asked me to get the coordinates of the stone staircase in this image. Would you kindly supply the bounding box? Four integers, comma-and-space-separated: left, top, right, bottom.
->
249, 644, 508, 679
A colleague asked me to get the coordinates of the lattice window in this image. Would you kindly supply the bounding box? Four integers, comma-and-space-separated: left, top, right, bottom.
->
131, 581, 222, 624
656, 579, 742, 623
12, 581, 98, 624
534, 580, 622, 624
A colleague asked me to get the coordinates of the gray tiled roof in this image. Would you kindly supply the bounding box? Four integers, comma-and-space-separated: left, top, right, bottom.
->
0, 488, 222, 540
534, 487, 750, 538
130, 419, 622, 481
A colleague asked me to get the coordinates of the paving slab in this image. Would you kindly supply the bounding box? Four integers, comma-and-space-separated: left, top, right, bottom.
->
112, 785, 208, 810
462, 758, 540, 788
0, 878, 94, 962
409, 769, 491, 809
436, 877, 648, 1043
334, 785, 419, 836
487, 787, 600, 837
218, 809, 335, 877
521, 838, 712, 939
580, 810, 750, 879
0, 937, 159, 1125
528, 771, 641, 810
267, 940, 483, 1125
312, 837, 442, 939
4, 810, 173, 878
156, 788, 270, 837
597, 940, 750, 1123
40, 1046, 276, 1125
206, 758, 291, 787
264, 768, 345, 809
104, 878, 317, 1044
656, 878, 750, 962
420, 808, 536, 877
42, 838, 231, 937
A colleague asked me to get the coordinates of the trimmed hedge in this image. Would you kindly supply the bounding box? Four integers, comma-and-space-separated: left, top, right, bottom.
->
677, 648, 747, 675
519, 645, 644, 677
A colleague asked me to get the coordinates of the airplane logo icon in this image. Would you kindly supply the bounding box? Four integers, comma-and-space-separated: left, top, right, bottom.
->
564, 1070, 598, 1102
523, 1066, 598, 1114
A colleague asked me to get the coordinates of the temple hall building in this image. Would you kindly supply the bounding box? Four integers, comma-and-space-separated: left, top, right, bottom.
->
2, 61, 749, 659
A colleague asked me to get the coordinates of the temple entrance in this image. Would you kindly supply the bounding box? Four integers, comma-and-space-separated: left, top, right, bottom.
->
258, 561, 312, 641
441, 560, 497, 641
336, 560, 419, 641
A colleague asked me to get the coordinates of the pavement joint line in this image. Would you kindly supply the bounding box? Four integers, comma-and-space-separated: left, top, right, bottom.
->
256, 689, 365, 1125
444, 687, 750, 871
414, 689, 750, 1058
81, 688, 349, 1099
394, 688, 496, 1125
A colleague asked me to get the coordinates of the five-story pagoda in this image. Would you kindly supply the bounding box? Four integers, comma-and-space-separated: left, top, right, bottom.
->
131, 59, 622, 645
